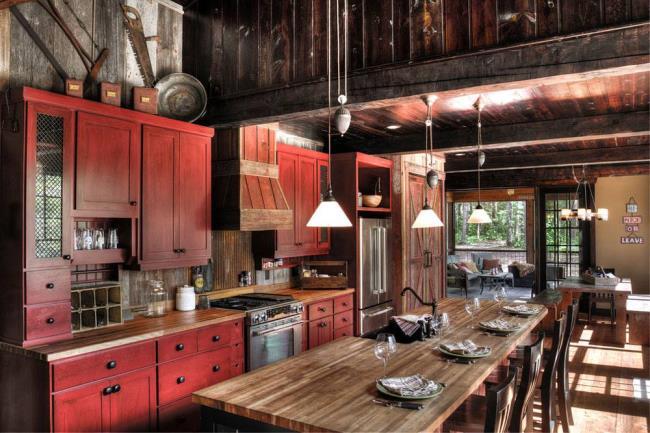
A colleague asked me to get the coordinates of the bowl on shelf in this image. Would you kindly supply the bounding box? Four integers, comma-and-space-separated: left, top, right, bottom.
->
362, 195, 383, 208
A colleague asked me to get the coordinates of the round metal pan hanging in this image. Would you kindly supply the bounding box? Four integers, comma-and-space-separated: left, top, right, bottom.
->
155, 73, 207, 123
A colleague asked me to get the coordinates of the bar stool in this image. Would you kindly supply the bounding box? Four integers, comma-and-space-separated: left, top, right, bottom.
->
443, 366, 519, 433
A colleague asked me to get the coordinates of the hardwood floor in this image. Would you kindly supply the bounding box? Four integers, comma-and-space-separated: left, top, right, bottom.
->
535, 320, 649, 433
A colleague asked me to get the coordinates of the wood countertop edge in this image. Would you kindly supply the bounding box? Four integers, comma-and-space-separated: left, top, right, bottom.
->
275, 288, 355, 304
0, 309, 246, 362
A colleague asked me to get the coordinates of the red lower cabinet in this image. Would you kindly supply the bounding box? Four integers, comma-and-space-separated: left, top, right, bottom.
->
53, 367, 156, 432
158, 396, 201, 432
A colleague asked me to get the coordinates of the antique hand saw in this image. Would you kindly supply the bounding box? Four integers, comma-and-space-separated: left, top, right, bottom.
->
121, 4, 156, 88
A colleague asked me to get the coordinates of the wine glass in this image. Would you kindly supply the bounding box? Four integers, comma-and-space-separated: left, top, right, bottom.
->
438, 313, 450, 337
374, 333, 397, 377
465, 297, 481, 327
494, 285, 508, 305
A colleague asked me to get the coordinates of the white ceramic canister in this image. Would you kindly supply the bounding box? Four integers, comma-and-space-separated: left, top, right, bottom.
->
176, 285, 196, 311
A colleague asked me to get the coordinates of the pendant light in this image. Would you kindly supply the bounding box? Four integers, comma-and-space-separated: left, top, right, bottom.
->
412, 95, 444, 229
307, 0, 352, 228
468, 96, 492, 224
560, 166, 608, 222
334, 0, 351, 136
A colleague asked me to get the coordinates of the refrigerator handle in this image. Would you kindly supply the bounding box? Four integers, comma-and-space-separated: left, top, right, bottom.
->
372, 227, 378, 295
381, 227, 387, 294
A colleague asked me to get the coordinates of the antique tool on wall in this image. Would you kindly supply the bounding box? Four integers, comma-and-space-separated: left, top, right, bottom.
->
36, 0, 109, 89
121, 4, 156, 88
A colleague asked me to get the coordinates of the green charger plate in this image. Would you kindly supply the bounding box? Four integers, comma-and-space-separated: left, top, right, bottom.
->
376, 381, 444, 400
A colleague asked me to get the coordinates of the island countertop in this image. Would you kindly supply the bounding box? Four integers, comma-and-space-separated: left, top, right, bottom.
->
193, 298, 547, 433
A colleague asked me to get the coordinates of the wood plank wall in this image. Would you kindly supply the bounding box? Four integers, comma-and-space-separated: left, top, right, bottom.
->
1, 0, 182, 104
183, 0, 649, 97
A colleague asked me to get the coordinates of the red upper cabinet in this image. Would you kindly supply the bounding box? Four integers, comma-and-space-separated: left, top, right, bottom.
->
276, 151, 299, 255
140, 126, 211, 269
75, 112, 140, 217
24, 102, 74, 270
297, 155, 318, 251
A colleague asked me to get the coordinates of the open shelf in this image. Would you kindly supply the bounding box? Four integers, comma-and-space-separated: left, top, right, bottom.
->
357, 206, 391, 213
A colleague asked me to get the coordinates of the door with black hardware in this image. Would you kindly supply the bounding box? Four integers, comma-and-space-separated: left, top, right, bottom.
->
107, 367, 156, 432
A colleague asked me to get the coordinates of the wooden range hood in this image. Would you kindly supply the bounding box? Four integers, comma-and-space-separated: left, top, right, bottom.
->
213, 126, 293, 231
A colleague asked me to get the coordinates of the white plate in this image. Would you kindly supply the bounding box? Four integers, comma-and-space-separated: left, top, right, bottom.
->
478, 322, 520, 334
438, 345, 492, 359
502, 305, 541, 316
376, 381, 444, 400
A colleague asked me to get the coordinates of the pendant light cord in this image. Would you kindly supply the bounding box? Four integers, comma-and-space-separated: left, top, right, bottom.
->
336, 0, 340, 99
344, 0, 348, 97
477, 105, 482, 206
327, 0, 332, 191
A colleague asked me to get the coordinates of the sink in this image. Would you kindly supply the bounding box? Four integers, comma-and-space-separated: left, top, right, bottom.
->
361, 323, 422, 344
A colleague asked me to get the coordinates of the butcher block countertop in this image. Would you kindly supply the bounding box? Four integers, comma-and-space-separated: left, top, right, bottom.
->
193, 298, 547, 433
0, 308, 245, 362
272, 287, 355, 303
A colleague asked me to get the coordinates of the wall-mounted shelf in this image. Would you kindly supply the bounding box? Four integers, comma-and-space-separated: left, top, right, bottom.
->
357, 206, 391, 213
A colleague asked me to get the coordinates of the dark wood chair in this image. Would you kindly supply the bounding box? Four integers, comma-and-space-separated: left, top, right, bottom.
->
557, 299, 580, 432
539, 313, 566, 433
443, 367, 519, 433
509, 331, 545, 433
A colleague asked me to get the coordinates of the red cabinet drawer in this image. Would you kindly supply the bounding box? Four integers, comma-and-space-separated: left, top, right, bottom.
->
25, 302, 71, 341
158, 330, 198, 363
196, 347, 233, 388
157, 356, 202, 406
25, 269, 70, 305
158, 396, 200, 432
196, 319, 243, 351
309, 300, 333, 321
333, 310, 353, 330
334, 294, 353, 314
334, 324, 354, 339
52, 341, 156, 392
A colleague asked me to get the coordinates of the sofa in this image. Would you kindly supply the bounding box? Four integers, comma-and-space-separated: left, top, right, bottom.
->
447, 256, 481, 297
508, 262, 536, 291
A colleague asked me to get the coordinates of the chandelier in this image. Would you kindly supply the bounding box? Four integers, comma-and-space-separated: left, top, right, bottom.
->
560, 166, 608, 222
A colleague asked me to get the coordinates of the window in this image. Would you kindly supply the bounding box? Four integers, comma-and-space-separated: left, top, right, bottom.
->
453, 201, 527, 264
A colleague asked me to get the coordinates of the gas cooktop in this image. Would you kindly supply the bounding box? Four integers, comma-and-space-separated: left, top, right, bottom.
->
210, 293, 295, 311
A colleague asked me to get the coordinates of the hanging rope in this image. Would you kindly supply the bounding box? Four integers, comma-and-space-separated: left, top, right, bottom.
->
327, 0, 332, 189
477, 104, 482, 206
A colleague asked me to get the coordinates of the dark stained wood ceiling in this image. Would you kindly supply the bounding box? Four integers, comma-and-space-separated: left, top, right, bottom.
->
278, 70, 649, 148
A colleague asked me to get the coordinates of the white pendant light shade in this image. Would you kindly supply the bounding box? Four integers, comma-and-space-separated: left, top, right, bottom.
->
412, 204, 444, 228
306, 191, 352, 227
334, 105, 351, 135
468, 205, 492, 224
596, 208, 609, 221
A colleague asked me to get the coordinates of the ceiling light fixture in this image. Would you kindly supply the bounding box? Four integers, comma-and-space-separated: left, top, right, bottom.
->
468, 96, 492, 224
307, 0, 352, 228
412, 95, 444, 229
333, 0, 351, 136
560, 166, 608, 222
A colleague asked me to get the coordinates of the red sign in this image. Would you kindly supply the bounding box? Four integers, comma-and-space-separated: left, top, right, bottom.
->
623, 216, 643, 224
621, 236, 645, 244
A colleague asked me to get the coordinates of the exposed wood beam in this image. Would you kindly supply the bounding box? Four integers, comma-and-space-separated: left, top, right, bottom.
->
445, 144, 650, 172
0, 0, 32, 10
344, 111, 650, 154
202, 23, 650, 126
446, 162, 650, 190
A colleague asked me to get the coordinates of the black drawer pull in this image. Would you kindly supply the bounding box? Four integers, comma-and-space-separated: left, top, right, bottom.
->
46, 283, 55, 289
130, 201, 137, 206
103, 386, 113, 396
106, 360, 117, 369
177, 376, 185, 384
212, 364, 220, 372
62, 255, 71, 260
179, 248, 186, 253
46, 317, 55, 324
318, 307, 326, 312
176, 343, 184, 351
319, 322, 327, 328
342, 317, 348, 322
173, 249, 181, 253
112, 384, 121, 393
212, 335, 221, 342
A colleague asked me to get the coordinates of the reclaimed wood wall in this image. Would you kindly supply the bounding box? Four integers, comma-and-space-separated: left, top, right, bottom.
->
183, 0, 649, 97
0, 0, 182, 104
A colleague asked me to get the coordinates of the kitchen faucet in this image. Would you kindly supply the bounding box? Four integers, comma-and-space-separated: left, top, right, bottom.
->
400, 287, 437, 317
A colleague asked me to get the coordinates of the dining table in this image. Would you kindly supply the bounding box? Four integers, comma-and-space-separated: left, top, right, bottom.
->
557, 277, 632, 345
193, 297, 547, 433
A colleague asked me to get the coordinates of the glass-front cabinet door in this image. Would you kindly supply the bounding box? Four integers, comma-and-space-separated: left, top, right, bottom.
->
317, 159, 330, 252
25, 103, 73, 269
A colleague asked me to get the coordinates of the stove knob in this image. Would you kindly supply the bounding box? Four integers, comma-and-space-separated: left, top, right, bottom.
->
252, 314, 259, 324
260, 313, 267, 322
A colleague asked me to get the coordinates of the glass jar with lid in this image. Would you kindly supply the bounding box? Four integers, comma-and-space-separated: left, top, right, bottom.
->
146, 280, 167, 317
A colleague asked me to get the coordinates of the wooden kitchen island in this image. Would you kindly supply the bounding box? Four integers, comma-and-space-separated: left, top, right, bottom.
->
193, 298, 546, 433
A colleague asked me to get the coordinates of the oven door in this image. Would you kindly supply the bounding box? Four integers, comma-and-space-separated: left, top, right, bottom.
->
247, 315, 302, 371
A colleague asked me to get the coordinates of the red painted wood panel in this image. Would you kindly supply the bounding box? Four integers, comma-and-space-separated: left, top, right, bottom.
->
108, 367, 157, 432
157, 355, 202, 406
333, 294, 354, 314
276, 151, 298, 254
141, 126, 177, 262
25, 302, 70, 341
157, 330, 198, 363
308, 316, 333, 349
52, 380, 109, 433
196, 319, 243, 352
75, 112, 140, 216
25, 269, 70, 305
309, 299, 333, 321
177, 133, 211, 260
243, 125, 258, 161
334, 324, 354, 339
333, 309, 353, 330
298, 156, 318, 250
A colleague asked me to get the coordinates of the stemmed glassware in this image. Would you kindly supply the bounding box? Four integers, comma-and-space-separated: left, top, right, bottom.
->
437, 312, 450, 337
374, 333, 397, 377
464, 297, 481, 328
494, 286, 508, 305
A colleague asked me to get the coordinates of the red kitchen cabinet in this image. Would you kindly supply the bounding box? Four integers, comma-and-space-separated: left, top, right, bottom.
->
75, 112, 140, 217
53, 367, 156, 433
308, 316, 333, 349
158, 396, 201, 432
141, 126, 211, 269
298, 156, 318, 252
276, 151, 299, 254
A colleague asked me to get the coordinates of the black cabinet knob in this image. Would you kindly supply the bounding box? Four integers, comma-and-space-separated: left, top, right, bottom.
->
212, 335, 220, 342
62, 255, 71, 260
179, 248, 186, 253
318, 307, 326, 312
177, 376, 185, 384
130, 201, 137, 206
46, 317, 55, 324
106, 360, 117, 369
46, 283, 55, 289
176, 343, 184, 351
212, 365, 220, 372
103, 386, 113, 396
112, 384, 121, 393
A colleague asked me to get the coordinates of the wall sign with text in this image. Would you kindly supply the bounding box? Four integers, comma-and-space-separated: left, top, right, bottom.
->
621, 197, 644, 244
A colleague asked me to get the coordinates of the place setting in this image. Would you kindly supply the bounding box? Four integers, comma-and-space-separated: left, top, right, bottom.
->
372, 333, 446, 410
436, 339, 492, 364
501, 303, 544, 317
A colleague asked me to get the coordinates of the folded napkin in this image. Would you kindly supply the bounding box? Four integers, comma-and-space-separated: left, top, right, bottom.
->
440, 340, 490, 356
392, 314, 430, 337
378, 375, 440, 398
503, 304, 540, 314
479, 319, 521, 331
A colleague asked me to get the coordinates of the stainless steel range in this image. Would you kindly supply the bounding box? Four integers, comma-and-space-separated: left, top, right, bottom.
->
210, 293, 303, 371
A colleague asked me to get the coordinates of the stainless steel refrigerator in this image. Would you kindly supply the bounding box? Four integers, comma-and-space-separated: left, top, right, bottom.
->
358, 218, 394, 335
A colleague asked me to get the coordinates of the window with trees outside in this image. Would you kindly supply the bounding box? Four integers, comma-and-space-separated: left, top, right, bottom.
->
453, 201, 527, 265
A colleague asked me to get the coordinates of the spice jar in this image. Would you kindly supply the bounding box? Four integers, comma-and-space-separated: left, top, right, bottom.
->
145, 280, 167, 317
